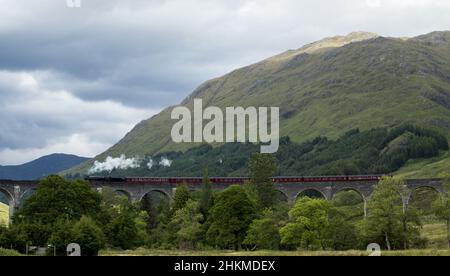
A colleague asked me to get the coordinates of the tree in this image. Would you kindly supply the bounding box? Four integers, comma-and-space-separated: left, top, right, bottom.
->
47, 217, 75, 255
280, 197, 331, 250
433, 173, 450, 248
170, 200, 204, 249
134, 211, 151, 247
362, 177, 421, 250
97, 187, 145, 250
172, 185, 191, 214
106, 210, 140, 250
243, 210, 280, 250
96, 187, 130, 228
19, 221, 53, 247
199, 170, 213, 220
248, 153, 278, 209
150, 187, 192, 248
0, 225, 27, 253
323, 208, 358, 250
141, 193, 158, 230
15, 176, 102, 226
150, 200, 174, 249
206, 185, 256, 250
72, 216, 105, 256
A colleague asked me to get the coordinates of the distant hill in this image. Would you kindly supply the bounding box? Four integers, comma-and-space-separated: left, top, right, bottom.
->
0, 154, 89, 180
67, 31, 450, 176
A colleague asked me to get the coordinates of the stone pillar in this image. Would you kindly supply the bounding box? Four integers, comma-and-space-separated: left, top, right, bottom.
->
288, 196, 296, 205
8, 199, 15, 224
13, 186, 21, 207
322, 186, 333, 201
284, 190, 299, 205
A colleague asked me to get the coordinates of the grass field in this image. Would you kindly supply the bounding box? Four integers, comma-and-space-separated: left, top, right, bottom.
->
100, 249, 450, 256
0, 222, 448, 256
0, 248, 21, 256
101, 221, 450, 256
421, 222, 449, 249
395, 151, 450, 179
0, 203, 9, 226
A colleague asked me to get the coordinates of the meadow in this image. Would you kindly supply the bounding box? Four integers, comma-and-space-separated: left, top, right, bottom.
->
1, 221, 448, 256
395, 151, 450, 179
0, 203, 9, 226
100, 249, 450, 257
101, 221, 450, 257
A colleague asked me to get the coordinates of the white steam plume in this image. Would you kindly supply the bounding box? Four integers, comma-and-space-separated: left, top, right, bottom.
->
89, 155, 141, 174
159, 157, 172, 167
147, 158, 154, 170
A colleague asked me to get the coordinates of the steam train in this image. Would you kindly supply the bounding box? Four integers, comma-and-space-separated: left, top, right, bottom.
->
86, 175, 383, 184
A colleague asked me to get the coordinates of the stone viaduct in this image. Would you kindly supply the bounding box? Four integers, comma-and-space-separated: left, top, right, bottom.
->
0, 177, 445, 221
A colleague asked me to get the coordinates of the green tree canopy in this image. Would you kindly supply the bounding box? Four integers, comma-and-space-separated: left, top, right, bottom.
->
47, 217, 75, 255
362, 177, 422, 250
243, 210, 280, 250
248, 153, 278, 209
280, 197, 332, 250
171, 200, 204, 250
16, 175, 102, 225
206, 185, 256, 250
199, 170, 213, 220
172, 185, 191, 214
72, 216, 105, 256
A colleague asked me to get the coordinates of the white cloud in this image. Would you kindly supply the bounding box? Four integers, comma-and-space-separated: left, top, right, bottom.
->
0, 134, 108, 165
366, 0, 382, 8
0, 70, 157, 165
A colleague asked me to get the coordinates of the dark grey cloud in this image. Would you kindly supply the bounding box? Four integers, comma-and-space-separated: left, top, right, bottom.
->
1, 0, 450, 164
3, 0, 448, 109
0, 70, 156, 164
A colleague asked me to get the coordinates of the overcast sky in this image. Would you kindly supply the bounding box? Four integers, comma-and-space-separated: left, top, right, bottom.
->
1, 0, 450, 165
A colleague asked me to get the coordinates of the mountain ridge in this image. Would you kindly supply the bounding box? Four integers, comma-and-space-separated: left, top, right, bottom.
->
66, 31, 450, 176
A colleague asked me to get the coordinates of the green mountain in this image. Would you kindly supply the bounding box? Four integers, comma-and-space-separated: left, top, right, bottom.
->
68, 31, 450, 176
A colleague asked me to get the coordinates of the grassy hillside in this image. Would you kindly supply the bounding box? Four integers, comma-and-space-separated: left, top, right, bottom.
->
74, 125, 448, 178
67, 31, 450, 175
421, 222, 449, 249
0, 203, 9, 226
395, 151, 450, 179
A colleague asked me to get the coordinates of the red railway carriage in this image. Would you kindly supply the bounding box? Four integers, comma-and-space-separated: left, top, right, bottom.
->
86, 175, 383, 184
